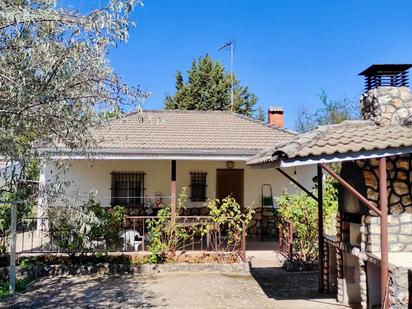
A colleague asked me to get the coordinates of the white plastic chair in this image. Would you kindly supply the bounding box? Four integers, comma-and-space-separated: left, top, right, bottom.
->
120, 229, 143, 251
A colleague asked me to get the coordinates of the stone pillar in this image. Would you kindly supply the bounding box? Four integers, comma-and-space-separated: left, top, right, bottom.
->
336, 248, 344, 303
336, 212, 342, 241
323, 242, 329, 293
37, 160, 48, 233
359, 259, 368, 309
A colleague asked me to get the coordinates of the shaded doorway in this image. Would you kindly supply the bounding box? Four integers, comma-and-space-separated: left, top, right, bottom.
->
216, 169, 244, 208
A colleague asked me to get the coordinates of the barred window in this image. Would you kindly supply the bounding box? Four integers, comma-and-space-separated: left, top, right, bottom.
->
190, 172, 207, 202
111, 172, 145, 207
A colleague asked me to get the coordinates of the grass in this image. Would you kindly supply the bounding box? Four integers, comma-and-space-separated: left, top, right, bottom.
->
0, 279, 31, 300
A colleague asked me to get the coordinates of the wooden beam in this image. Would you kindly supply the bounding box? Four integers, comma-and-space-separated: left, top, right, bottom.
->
379, 157, 389, 308
275, 168, 318, 201
317, 164, 324, 293
171, 160, 177, 220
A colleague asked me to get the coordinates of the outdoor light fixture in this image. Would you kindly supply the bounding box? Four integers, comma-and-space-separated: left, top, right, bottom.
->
226, 161, 235, 169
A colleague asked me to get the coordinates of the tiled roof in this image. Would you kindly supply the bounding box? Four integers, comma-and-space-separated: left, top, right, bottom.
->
79, 110, 296, 156
247, 120, 412, 165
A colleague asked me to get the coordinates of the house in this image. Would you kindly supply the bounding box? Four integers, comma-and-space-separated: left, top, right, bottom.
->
38, 108, 315, 239
248, 64, 412, 308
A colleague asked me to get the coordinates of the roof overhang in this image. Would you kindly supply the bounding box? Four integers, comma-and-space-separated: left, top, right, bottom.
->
250, 146, 412, 169
40, 147, 259, 161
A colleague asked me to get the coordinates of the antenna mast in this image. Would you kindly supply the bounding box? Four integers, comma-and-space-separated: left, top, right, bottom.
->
218, 41, 234, 111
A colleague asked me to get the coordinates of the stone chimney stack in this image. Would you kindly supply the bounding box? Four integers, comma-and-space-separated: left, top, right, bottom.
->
359, 64, 412, 126
268, 107, 284, 128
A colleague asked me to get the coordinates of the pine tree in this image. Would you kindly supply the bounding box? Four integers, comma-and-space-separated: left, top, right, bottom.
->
165, 54, 257, 116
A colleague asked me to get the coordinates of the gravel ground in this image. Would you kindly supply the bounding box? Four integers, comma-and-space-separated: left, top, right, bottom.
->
1, 270, 346, 309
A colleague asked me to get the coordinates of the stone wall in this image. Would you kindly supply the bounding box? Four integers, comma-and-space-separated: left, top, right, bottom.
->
389, 265, 411, 308
363, 214, 412, 254
361, 86, 412, 126
247, 208, 277, 239
356, 155, 412, 254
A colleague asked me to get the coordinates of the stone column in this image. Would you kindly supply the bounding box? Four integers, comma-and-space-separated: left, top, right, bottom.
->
323, 243, 330, 293
336, 248, 344, 303
359, 259, 367, 309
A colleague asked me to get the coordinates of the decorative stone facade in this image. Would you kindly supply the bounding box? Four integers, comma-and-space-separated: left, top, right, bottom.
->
361, 86, 412, 126
356, 155, 412, 254
363, 214, 412, 254
247, 208, 277, 239
358, 259, 367, 309
389, 265, 411, 308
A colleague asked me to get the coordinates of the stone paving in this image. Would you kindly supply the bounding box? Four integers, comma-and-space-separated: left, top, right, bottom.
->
1, 241, 346, 308
2, 270, 345, 309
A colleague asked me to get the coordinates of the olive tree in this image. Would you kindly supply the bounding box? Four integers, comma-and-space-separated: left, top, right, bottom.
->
0, 0, 144, 232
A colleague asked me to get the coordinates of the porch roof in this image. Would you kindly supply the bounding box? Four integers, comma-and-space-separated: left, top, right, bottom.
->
42, 110, 296, 160
247, 120, 412, 167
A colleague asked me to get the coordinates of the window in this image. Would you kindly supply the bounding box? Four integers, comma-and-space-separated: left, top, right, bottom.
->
111, 172, 145, 207
190, 172, 207, 202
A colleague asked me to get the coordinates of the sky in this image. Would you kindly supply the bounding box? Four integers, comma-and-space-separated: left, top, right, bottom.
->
64, 0, 412, 129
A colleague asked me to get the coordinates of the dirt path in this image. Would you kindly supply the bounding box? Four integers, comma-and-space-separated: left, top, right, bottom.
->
2, 271, 345, 309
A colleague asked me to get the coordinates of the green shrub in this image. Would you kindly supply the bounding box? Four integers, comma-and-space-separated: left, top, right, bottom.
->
48, 200, 124, 258
276, 175, 338, 262
0, 278, 31, 300
147, 189, 254, 263
147, 188, 196, 263
204, 196, 254, 252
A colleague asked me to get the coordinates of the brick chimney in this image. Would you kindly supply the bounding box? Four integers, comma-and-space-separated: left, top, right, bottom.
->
268, 107, 284, 127
359, 64, 412, 126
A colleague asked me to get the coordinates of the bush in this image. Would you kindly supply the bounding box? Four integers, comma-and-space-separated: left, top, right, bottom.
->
147, 188, 196, 263
204, 196, 254, 253
276, 175, 338, 262
48, 200, 124, 258
147, 189, 254, 263
0, 278, 31, 300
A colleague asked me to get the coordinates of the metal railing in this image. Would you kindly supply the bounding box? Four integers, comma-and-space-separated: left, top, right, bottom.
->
278, 219, 293, 261
5, 215, 247, 261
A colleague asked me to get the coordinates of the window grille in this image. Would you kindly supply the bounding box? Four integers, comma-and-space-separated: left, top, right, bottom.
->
111, 172, 145, 207
190, 172, 207, 202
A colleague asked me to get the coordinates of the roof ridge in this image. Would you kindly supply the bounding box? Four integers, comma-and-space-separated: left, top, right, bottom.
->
231, 112, 297, 136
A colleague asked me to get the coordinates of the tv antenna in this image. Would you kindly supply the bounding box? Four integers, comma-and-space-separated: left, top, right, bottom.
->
218, 40, 235, 111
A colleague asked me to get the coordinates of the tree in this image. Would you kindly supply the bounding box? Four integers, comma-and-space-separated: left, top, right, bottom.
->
0, 0, 143, 185
164, 54, 257, 116
0, 0, 143, 236
295, 90, 359, 133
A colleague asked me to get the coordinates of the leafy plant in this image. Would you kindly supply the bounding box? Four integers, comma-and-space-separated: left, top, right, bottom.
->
276, 175, 338, 262
147, 188, 197, 263
204, 196, 254, 253
0, 278, 31, 300
48, 200, 124, 258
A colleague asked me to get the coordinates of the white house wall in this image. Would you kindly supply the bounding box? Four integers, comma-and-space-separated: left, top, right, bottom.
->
42, 159, 316, 209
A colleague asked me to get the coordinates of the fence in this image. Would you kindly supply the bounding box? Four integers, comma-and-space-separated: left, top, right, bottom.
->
5, 215, 247, 261
278, 219, 293, 261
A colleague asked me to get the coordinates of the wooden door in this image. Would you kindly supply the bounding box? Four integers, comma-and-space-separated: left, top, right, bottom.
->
216, 169, 244, 208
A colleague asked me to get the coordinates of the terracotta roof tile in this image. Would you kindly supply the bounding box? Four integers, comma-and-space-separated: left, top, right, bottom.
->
84, 110, 296, 156
247, 120, 412, 165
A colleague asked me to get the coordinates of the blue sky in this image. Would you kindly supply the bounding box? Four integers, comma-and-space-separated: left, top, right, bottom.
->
65, 0, 412, 129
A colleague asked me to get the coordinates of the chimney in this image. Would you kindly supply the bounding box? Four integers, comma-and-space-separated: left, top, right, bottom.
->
359, 64, 412, 126
268, 106, 284, 127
